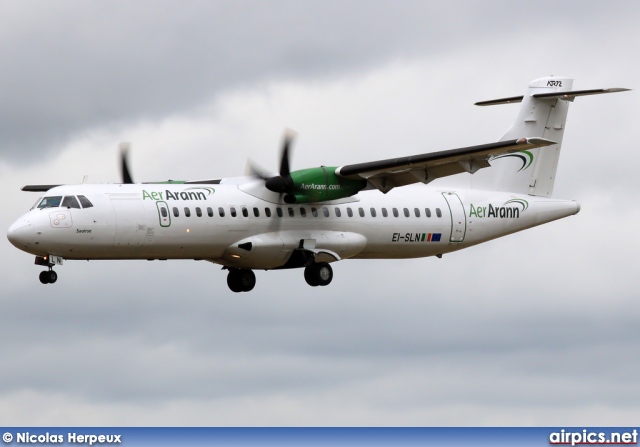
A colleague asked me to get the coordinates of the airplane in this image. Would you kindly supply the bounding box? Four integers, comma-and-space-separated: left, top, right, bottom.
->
7, 77, 629, 292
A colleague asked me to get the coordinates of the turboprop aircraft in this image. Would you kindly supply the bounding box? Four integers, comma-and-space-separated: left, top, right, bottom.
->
7, 77, 629, 292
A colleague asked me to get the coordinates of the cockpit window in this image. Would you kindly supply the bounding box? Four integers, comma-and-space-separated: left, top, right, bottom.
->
37, 196, 62, 209
78, 195, 93, 208
31, 197, 43, 210
61, 196, 81, 209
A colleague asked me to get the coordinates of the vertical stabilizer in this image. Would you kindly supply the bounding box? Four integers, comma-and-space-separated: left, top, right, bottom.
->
474, 77, 573, 197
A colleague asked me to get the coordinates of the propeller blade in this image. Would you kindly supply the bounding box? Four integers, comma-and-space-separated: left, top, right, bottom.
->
280, 136, 291, 177
119, 142, 134, 184
246, 159, 272, 180
279, 129, 296, 177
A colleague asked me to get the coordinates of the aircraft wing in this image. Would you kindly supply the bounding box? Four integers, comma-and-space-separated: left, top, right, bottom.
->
21, 185, 62, 192
335, 137, 555, 193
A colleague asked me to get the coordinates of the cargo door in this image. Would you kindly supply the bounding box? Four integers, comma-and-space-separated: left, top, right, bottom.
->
110, 195, 146, 246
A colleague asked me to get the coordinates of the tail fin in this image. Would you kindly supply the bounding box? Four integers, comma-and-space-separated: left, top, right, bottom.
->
472, 77, 628, 197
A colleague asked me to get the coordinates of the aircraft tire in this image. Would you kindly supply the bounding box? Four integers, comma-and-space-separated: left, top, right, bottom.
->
48, 270, 58, 284
305, 262, 333, 287
227, 270, 243, 293
304, 266, 319, 287
238, 269, 256, 292
315, 262, 333, 286
39, 271, 50, 284
227, 269, 256, 293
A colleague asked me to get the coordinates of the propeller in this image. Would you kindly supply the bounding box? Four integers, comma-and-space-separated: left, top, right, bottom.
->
119, 142, 134, 184
249, 131, 297, 201
264, 133, 294, 194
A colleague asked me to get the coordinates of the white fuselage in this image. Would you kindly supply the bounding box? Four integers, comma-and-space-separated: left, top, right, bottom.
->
7, 181, 580, 270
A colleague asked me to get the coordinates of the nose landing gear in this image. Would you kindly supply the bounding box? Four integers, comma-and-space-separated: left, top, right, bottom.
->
39, 269, 58, 284
35, 255, 61, 284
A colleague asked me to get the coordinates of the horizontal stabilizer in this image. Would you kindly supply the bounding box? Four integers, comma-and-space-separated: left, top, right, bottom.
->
475, 95, 524, 106
476, 88, 630, 106
531, 88, 630, 101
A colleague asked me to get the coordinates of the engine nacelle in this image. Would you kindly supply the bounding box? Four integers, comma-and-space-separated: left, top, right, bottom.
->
284, 167, 366, 203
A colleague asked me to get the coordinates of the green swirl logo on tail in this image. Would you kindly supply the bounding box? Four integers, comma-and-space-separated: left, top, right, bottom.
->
503, 198, 528, 211
184, 186, 215, 196
490, 150, 534, 172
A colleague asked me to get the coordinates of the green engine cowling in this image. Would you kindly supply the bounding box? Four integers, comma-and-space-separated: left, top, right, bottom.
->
285, 167, 366, 203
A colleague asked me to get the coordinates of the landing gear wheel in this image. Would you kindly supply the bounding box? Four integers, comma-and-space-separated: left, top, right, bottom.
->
39, 271, 50, 284
39, 270, 58, 284
304, 266, 319, 287
227, 269, 256, 293
304, 262, 333, 287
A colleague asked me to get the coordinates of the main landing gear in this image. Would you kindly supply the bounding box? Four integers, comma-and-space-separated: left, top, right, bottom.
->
227, 269, 256, 293
39, 269, 58, 284
304, 262, 333, 287
225, 262, 334, 292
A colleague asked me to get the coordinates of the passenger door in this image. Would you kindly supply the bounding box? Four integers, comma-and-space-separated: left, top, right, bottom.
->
442, 192, 466, 242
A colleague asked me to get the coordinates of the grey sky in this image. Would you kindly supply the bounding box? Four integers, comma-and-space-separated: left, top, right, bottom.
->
1, 0, 639, 425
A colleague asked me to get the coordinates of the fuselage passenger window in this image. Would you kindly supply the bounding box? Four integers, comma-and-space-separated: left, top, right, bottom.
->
347, 207, 353, 217
196, 207, 202, 217
312, 207, 318, 217
184, 207, 191, 217
335, 208, 342, 218
265, 207, 272, 217
414, 208, 420, 217
242, 207, 248, 217
425, 208, 431, 218
382, 208, 388, 217
392, 208, 399, 217
218, 207, 225, 217
403, 208, 410, 217
78, 195, 93, 208
276, 207, 283, 217
358, 207, 365, 217
230, 207, 237, 217
288, 207, 295, 217
61, 196, 81, 209
38, 196, 62, 209
160, 207, 168, 218
173, 207, 180, 217
370, 208, 377, 218
300, 207, 307, 217
436, 208, 442, 218
207, 207, 214, 217
253, 207, 260, 217
322, 207, 329, 217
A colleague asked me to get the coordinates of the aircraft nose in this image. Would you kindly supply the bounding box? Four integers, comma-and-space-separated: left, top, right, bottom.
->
7, 218, 33, 249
